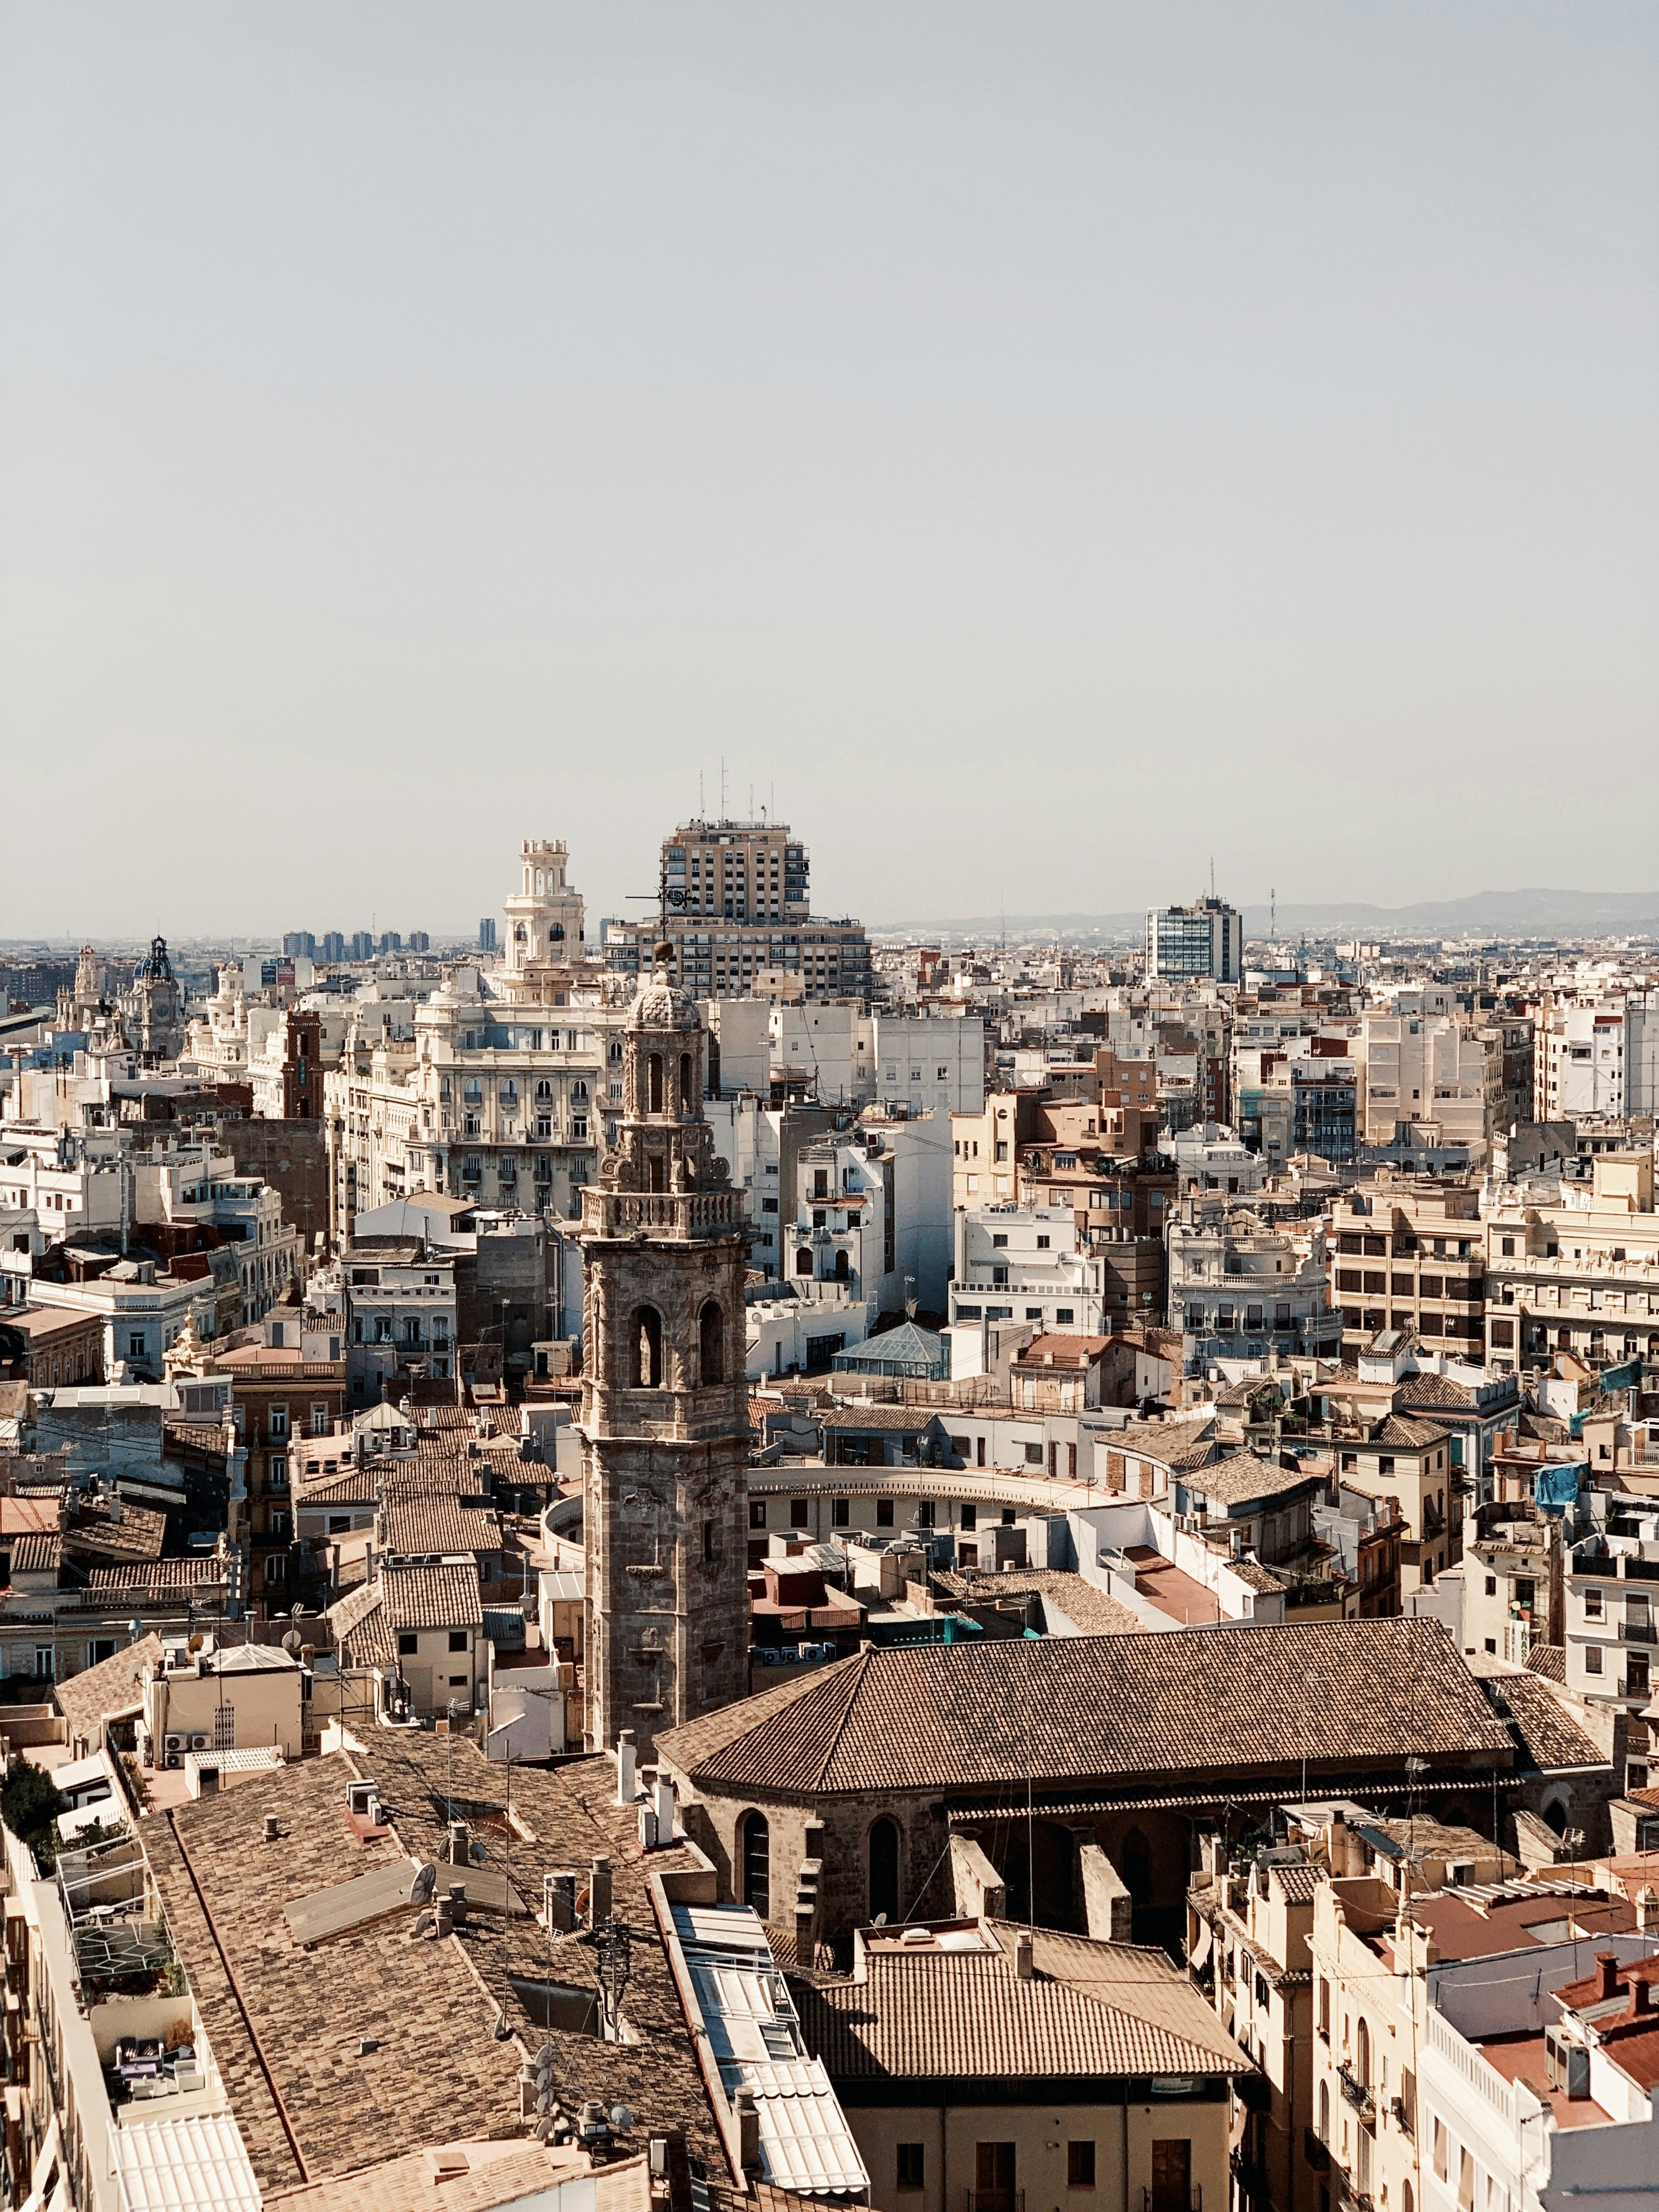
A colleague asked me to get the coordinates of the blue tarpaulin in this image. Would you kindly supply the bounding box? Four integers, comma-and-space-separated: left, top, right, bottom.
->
1534, 1462, 1586, 1514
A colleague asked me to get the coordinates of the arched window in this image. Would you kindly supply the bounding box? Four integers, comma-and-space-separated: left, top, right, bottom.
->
833, 1249, 850, 1282
463, 1077, 482, 1104
648, 1054, 664, 1114
535, 1078, 554, 1102
631, 1306, 664, 1390
1356, 2016, 1370, 2089
608, 1039, 624, 1065
572, 1079, 589, 1103
550, 922, 565, 941
1543, 1798, 1567, 1835
869, 1818, 900, 1925
1318, 2081, 1330, 2145
1403, 2183, 1414, 2212
699, 1301, 725, 1386
795, 1248, 814, 1276
741, 1812, 770, 1918
679, 1053, 693, 1111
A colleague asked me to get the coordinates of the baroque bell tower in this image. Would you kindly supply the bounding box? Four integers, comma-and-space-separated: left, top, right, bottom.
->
577, 948, 751, 1760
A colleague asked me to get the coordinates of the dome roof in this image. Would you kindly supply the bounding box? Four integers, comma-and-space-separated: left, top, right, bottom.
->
628, 947, 698, 1031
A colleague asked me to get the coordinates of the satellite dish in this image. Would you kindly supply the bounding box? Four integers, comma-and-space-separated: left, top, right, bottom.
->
410, 1863, 438, 1908
411, 1910, 433, 1938
534, 2118, 555, 2141
610, 2106, 634, 2135
187, 1632, 204, 1653
281, 1629, 303, 1656
536, 2092, 552, 2114
535, 2065, 553, 2093
536, 2043, 554, 2069
872, 1912, 888, 1927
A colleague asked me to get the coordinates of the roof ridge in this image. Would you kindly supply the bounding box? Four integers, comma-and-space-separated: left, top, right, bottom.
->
809, 1645, 872, 1791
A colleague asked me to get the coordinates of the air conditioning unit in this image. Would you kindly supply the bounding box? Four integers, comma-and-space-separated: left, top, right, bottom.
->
164, 1752, 183, 1771
163, 1734, 185, 1755
1544, 2025, 1590, 2100
189, 1734, 211, 1752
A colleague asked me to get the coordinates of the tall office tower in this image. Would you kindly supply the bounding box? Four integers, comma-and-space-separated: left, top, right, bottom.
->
1146, 898, 1243, 985
320, 932, 346, 962
604, 817, 871, 1001
479, 917, 498, 953
283, 931, 317, 959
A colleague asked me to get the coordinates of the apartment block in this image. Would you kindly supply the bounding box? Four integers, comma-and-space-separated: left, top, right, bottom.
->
1329, 1177, 1486, 1357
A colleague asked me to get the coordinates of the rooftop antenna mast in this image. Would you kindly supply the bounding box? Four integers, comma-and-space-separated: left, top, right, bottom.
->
1271, 888, 1277, 942
719, 757, 727, 820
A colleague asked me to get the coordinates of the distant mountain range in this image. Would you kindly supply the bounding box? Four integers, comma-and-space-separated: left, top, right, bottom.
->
871, 888, 1659, 944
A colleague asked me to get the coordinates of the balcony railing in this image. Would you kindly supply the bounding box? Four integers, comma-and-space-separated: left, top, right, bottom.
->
1618, 1678, 1652, 1703
1304, 2132, 1330, 2174
1338, 2064, 1375, 2123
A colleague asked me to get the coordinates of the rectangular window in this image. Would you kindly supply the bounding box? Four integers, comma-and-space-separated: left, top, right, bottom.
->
398, 1630, 419, 1656
1068, 2142, 1096, 2190
897, 2146, 925, 2192
790, 1500, 810, 1529
876, 1499, 894, 1528
1024, 1442, 1043, 1466
962, 1503, 977, 1531
749, 1500, 767, 1530
1585, 1644, 1604, 1675
448, 1630, 469, 1653
832, 1498, 850, 1528
268, 1403, 289, 1438
1585, 1587, 1604, 1619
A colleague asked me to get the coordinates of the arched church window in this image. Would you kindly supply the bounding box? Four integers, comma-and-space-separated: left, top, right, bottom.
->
648, 1055, 664, 1114
631, 1306, 664, 1390
699, 1301, 725, 1386
535, 1079, 554, 1102
679, 1053, 693, 1109
572, 1080, 589, 1103
869, 1818, 900, 1924
741, 1813, 770, 1917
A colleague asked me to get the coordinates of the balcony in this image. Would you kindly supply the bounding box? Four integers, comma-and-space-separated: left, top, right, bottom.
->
1618, 1677, 1653, 1703
1622, 1619, 1656, 1645
1338, 2064, 1375, 2123
1303, 2132, 1330, 2175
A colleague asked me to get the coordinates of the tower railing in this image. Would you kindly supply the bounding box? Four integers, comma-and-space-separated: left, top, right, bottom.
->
584, 1189, 747, 1238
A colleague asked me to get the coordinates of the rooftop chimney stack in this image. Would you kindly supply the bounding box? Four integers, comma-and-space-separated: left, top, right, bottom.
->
1014, 1931, 1034, 1981
616, 1730, 637, 1805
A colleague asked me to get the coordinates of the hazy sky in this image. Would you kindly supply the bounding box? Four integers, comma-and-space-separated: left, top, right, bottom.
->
3, 3, 1656, 939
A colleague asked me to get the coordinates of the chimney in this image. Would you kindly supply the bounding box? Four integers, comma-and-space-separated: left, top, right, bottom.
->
654, 1771, 675, 1841
448, 1820, 470, 1867
1639, 1886, 1659, 1936
616, 1729, 637, 1805
735, 2086, 761, 2174
1597, 1952, 1621, 2003
590, 1853, 613, 1925
1014, 1931, 1034, 1981
1631, 1976, 1655, 2021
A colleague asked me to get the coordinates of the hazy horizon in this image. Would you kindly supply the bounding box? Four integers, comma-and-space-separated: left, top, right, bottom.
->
4, 3, 1656, 938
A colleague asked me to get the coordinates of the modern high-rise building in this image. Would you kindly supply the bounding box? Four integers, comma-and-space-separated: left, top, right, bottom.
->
349, 930, 375, 962
605, 817, 871, 1000
407, 930, 430, 953
378, 931, 402, 955
320, 931, 346, 962
283, 930, 317, 958
1146, 897, 1242, 984
479, 917, 498, 953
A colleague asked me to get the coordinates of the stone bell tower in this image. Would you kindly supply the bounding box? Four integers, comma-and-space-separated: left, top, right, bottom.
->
577, 948, 751, 1761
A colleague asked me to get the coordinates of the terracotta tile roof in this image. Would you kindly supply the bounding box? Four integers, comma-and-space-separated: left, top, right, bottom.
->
1180, 1454, 1321, 1508
86, 1556, 229, 1600
9, 1531, 62, 1575
1396, 1373, 1476, 1412
266, 2143, 639, 2212
150, 1740, 729, 2187
62, 1500, 167, 1564
53, 1632, 165, 1746
816, 1406, 944, 1435
658, 1619, 1513, 1799
165, 1420, 233, 1457
296, 1466, 380, 1508
1527, 1645, 1568, 1684
1479, 1671, 1608, 1773
1107, 1416, 1217, 1462
381, 1494, 503, 1560
798, 1923, 1250, 2081
330, 1561, 484, 1666
1372, 1414, 1452, 1451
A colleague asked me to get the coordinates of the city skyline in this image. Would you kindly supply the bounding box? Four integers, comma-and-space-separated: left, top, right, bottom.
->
4, 4, 1656, 938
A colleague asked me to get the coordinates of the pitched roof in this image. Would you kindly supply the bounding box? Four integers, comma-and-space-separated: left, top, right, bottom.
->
8, 1531, 63, 1575
1180, 1454, 1321, 1508
658, 1619, 1513, 1800
1479, 1670, 1608, 1773
816, 1406, 944, 1435
329, 1560, 484, 1666
798, 1923, 1249, 2081
380, 1493, 503, 1560
1371, 1414, 1452, 1451
929, 1568, 1144, 1638
1396, 1373, 1477, 1412
1527, 1644, 1568, 1684
87, 1558, 227, 1596
54, 1632, 165, 1746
